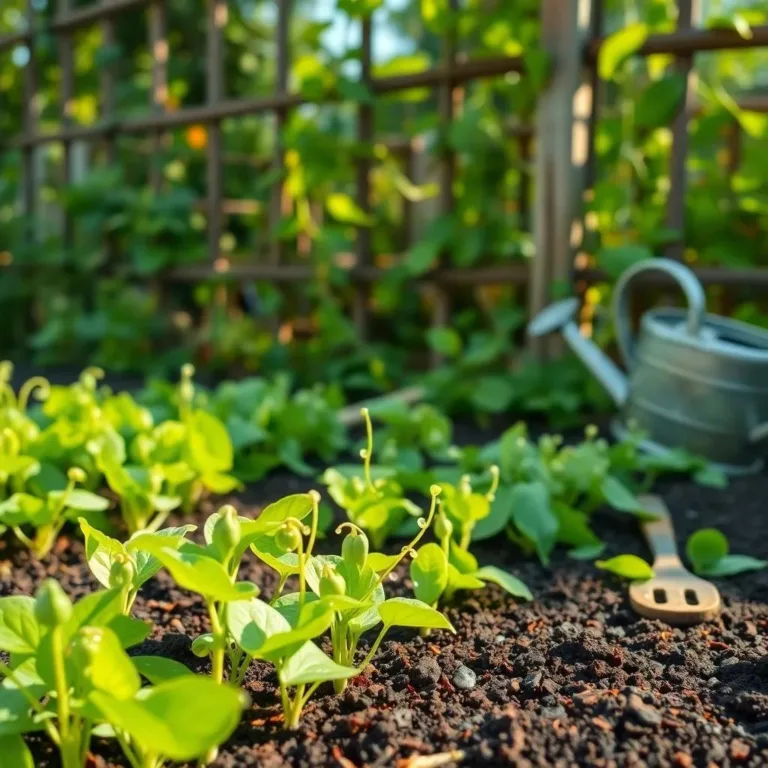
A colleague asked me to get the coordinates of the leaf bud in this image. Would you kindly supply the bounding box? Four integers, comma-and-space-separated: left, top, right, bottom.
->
319, 564, 347, 598
35, 579, 73, 628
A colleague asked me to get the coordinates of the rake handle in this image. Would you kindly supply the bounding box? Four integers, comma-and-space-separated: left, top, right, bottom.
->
638, 495, 680, 563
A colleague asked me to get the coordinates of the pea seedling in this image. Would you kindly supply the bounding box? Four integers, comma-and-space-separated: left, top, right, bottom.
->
0, 580, 245, 768
0, 467, 109, 558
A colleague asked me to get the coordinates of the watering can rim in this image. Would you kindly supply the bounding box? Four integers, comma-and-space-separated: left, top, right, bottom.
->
639, 306, 768, 362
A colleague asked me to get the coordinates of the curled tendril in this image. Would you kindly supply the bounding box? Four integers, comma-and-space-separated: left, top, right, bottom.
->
0, 361, 13, 384
399, 545, 418, 560
18, 377, 51, 413
486, 465, 500, 502
0, 382, 16, 410
308, 489, 321, 504
335, 521, 365, 537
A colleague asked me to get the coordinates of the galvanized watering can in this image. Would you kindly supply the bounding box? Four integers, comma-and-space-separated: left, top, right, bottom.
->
529, 259, 768, 474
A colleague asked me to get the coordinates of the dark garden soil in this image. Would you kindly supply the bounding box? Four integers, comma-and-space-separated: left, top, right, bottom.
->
3, 438, 768, 767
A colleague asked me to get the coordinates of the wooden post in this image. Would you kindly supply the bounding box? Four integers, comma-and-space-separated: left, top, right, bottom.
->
269, 0, 291, 266
101, 0, 117, 164
529, 0, 593, 359
352, 14, 374, 340
148, 0, 168, 191
21, 0, 38, 246
206, 0, 226, 264
664, 0, 699, 261
429, 0, 458, 368
59, 0, 74, 249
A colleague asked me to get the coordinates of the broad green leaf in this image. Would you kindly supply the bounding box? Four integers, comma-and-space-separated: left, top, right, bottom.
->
108, 616, 151, 649
410, 543, 448, 605
426, 327, 462, 359
257, 601, 336, 660
474, 566, 532, 601
326, 193, 374, 227
445, 563, 485, 593
699, 555, 768, 577
635, 73, 686, 130
187, 410, 233, 472
279, 641, 358, 687
596, 555, 654, 581
202, 472, 241, 494
509, 482, 558, 565
0, 686, 46, 736
132, 656, 192, 684
69, 627, 140, 700
0, 597, 41, 655
693, 465, 728, 489
598, 244, 654, 280
599, 23, 648, 80
568, 543, 606, 560
0, 734, 34, 767
80, 518, 127, 589
227, 598, 291, 656
127, 525, 197, 587
133, 544, 259, 602
686, 528, 728, 572
470, 485, 514, 541
601, 475, 648, 516
377, 597, 454, 632
61, 489, 110, 512
251, 494, 314, 532
90, 677, 245, 761
553, 503, 602, 549
469, 376, 516, 414
448, 543, 478, 575
0, 495, 44, 526
366, 552, 401, 573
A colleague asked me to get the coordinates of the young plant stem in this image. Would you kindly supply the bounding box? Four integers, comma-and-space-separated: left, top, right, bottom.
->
360, 408, 375, 492
51, 625, 83, 768
357, 625, 389, 671
0, 659, 60, 746
269, 574, 288, 605
206, 600, 225, 685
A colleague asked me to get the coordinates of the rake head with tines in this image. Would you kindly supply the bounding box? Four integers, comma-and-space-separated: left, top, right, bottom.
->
628, 495, 721, 625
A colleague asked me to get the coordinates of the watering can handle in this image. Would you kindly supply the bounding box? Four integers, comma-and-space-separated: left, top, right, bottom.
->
612, 259, 706, 366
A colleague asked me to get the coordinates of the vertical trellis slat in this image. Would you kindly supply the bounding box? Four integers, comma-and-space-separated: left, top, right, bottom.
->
429, 0, 458, 368
352, 14, 374, 339
530, 0, 593, 359
58, 0, 74, 248
148, 1, 168, 191
101, 0, 117, 164
21, 0, 38, 244
206, 0, 226, 263
664, 0, 698, 261
269, 0, 291, 266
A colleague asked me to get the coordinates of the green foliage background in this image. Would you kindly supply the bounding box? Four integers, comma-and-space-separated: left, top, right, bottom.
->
0, 0, 766, 413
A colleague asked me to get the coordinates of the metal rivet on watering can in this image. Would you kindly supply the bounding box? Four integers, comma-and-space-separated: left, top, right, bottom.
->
528, 258, 768, 475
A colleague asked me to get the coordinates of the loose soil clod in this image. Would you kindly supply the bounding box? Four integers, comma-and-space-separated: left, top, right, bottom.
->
2, 466, 767, 767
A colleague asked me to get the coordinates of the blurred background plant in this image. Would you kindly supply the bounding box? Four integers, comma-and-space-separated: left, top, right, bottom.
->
0, 0, 766, 419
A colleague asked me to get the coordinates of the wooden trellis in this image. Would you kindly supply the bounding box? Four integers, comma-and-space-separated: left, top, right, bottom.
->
1, 0, 768, 361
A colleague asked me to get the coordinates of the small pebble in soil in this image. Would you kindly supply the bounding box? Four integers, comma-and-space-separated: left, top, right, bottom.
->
452, 665, 477, 690
494, 634, 506, 644
626, 693, 662, 727
523, 670, 543, 692
409, 656, 441, 689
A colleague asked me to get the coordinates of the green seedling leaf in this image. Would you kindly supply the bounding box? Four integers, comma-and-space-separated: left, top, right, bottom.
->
0, 597, 41, 655
0, 734, 34, 767
70, 626, 141, 700
187, 410, 234, 472
250, 494, 314, 533
410, 543, 448, 605
279, 641, 358, 687
698, 555, 768, 577
0, 686, 47, 736
706, 13, 752, 39
127, 525, 197, 587
445, 563, 485, 593
596, 555, 654, 581
132, 656, 192, 684
60, 490, 109, 512
108, 615, 151, 649
366, 552, 401, 573
90, 676, 246, 761
378, 597, 454, 632
227, 598, 291, 656
80, 519, 128, 589
132, 544, 259, 602
509, 481, 558, 565
686, 528, 728, 572
448, 543, 478, 575
692, 465, 728, 489
601, 475, 649, 516
599, 23, 648, 80
473, 566, 533, 601
470, 485, 514, 541
568, 543, 607, 560
635, 73, 686, 130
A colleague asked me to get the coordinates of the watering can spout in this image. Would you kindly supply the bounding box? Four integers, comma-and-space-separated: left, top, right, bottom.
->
528, 298, 629, 407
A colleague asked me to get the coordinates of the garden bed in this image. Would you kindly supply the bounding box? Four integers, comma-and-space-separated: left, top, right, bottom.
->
3, 459, 767, 768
